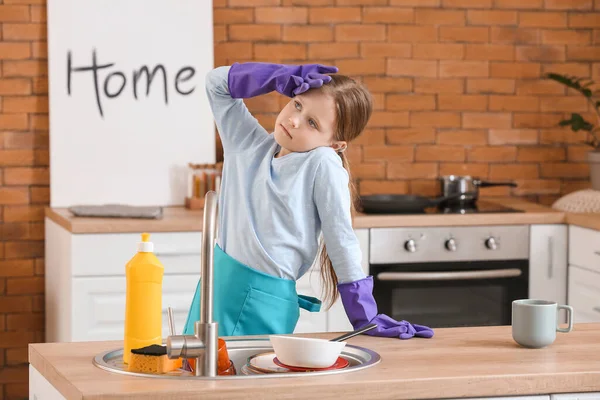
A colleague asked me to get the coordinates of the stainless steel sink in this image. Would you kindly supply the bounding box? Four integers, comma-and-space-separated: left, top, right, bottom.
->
93, 337, 381, 380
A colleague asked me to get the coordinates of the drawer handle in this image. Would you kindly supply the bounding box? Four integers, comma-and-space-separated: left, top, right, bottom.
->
547, 236, 554, 279
594, 307, 600, 314
377, 268, 522, 281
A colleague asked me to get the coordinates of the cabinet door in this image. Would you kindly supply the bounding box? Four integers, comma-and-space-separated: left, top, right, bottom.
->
294, 271, 327, 333
569, 225, 600, 274
568, 266, 600, 323
71, 274, 198, 341
529, 225, 567, 306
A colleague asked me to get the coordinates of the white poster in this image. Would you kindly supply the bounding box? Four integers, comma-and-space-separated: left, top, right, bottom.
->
47, 0, 215, 207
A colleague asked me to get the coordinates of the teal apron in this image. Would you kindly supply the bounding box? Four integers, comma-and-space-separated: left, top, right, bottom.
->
183, 244, 321, 336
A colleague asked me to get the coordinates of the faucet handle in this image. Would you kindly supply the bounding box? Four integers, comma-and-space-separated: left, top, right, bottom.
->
166, 335, 187, 359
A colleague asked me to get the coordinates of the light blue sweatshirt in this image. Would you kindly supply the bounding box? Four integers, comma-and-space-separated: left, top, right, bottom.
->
207, 66, 365, 284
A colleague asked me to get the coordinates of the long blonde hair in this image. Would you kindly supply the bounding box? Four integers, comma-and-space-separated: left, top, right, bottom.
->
314, 75, 373, 309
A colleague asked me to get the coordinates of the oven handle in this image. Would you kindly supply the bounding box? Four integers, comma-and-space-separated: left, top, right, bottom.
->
376, 268, 522, 281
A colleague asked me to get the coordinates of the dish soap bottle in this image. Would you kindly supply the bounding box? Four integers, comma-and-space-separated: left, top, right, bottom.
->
123, 233, 164, 364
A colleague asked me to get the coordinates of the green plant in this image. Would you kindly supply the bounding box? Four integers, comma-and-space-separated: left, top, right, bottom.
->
545, 73, 600, 150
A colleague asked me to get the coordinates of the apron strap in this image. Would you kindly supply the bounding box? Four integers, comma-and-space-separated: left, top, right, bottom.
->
297, 294, 321, 312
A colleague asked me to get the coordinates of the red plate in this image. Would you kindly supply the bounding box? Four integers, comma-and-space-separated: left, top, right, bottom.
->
273, 356, 349, 372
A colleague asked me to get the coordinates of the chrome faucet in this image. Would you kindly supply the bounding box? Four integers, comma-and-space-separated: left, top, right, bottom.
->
166, 190, 219, 377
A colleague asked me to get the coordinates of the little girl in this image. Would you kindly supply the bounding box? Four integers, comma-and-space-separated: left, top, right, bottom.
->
184, 62, 433, 340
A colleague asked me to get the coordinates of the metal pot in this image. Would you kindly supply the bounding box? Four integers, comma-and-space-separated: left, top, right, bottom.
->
438, 175, 517, 204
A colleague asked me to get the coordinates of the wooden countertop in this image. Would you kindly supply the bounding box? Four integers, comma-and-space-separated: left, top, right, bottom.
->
29, 323, 600, 400
566, 213, 600, 231
45, 197, 567, 234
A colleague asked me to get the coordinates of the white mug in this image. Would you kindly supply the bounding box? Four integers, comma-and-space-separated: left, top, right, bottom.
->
512, 299, 573, 348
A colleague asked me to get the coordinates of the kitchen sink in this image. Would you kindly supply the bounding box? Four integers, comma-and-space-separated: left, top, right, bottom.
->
93, 337, 381, 380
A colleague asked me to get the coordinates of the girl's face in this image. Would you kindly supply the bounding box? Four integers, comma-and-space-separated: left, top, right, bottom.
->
273, 90, 346, 157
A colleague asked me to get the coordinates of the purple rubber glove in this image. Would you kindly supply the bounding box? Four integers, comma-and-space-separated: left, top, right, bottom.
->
337, 276, 434, 339
227, 62, 338, 99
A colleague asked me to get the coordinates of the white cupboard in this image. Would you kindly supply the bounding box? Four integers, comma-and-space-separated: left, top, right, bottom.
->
568, 226, 600, 324
529, 224, 568, 306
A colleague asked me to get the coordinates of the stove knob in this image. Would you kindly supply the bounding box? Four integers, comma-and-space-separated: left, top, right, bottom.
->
404, 239, 417, 253
485, 237, 498, 250
445, 238, 457, 252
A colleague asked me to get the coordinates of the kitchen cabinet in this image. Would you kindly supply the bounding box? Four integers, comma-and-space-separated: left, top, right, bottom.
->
552, 394, 600, 400
568, 226, 600, 324
45, 220, 367, 341
529, 225, 568, 306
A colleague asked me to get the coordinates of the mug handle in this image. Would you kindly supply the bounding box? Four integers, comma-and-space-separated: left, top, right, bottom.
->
556, 305, 574, 333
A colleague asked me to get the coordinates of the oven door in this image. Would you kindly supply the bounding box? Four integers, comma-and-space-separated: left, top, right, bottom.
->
372, 260, 529, 328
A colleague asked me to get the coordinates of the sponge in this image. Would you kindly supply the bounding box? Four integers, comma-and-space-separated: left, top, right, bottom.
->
127, 344, 182, 374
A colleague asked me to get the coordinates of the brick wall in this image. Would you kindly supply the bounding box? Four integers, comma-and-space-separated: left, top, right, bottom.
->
0, 0, 598, 398
0, 1, 47, 398
215, 0, 600, 205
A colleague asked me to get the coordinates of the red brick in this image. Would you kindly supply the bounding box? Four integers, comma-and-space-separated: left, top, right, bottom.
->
540, 129, 589, 144
30, 187, 50, 203
35, 258, 45, 275
4, 240, 44, 258
440, 27, 489, 43
310, 7, 361, 23
31, 41, 47, 60
353, 129, 385, 146
0, 150, 34, 167
516, 80, 566, 95
569, 12, 600, 28
367, 111, 409, 128
490, 62, 540, 78
386, 128, 436, 144
6, 347, 28, 365
512, 179, 562, 195
4, 167, 49, 185
0, 114, 28, 130
520, 12, 567, 28
438, 94, 488, 111
255, 44, 306, 61
545, 0, 592, 9
541, 163, 589, 178
336, 0, 386, 4
468, 146, 517, 162
0, 43, 30, 60
542, 29, 591, 45
467, 78, 515, 94
213, 8, 254, 24
388, 59, 437, 77
490, 164, 539, 179
0, 260, 34, 277
517, 147, 565, 162
465, 44, 514, 61
0, 5, 29, 21
489, 129, 538, 144
516, 45, 566, 61
283, 25, 332, 42
413, 43, 464, 59
3, 132, 48, 149
0, 188, 28, 205
30, 5, 47, 22
214, 26, 227, 43
467, 10, 517, 25
215, 42, 253, 61
361, 43, 411, 58
463, 112, 512, 128
0, 296, 31, 313
335, 25, 386, 42
282, 0, 332, 4
491, 27, 540, 44
309, 43, 358, 59
371, 93, 385, 110
389, 26, 438, 43
353, 163, 386, 179
4, 205, 44, 222
336, 59, 385, 75
439, 61, 489, 77
540, 96, 588, 112
388, 163, 438, 179
410, 112, 461, 128
256, 7, 308, 23
489, 95, 539, 111
562, 180, 592, 193
363, 145, 413, 161
33, 78, 48, 94
0, 331, 36, 349
416, 145, 465, 162
443, 0, 492, 7
359, 180, 409, 195
362, 7, 413, 23
387, 94, 435, 111
7, 277, 44, 295
437, 129, 488, 145
32, 295, 44, 313
415, 9, 465, 25
567, 145, 591, 161
230, 24, 281, 41
230, 0, 280, 5
363, 77, 412, 92
542, 63, 590, 77
414, 78, 463, 94
409, 180, 439, 196
439, 163, 490, 177
2, 23, 46, 40
567, 46, 600, 61
495, 0, 543, 8
390, 0, 439, 4
3, 96, 48, 113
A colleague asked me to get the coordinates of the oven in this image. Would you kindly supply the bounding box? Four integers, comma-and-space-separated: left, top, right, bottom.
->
369, 225, 529, 328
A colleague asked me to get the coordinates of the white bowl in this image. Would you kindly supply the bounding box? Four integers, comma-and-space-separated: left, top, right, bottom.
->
269, 335, 346, 369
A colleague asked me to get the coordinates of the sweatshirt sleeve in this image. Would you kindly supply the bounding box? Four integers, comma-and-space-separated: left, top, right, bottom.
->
313, 154, 366, 284
205, 66, 269, 153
